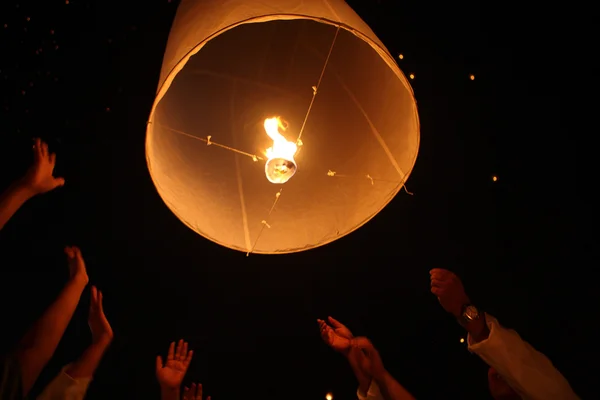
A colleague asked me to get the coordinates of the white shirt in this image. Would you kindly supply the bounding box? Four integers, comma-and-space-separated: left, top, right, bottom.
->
37, 364, 92, 400
357, 380, 384, 400
468, 314, 579, 400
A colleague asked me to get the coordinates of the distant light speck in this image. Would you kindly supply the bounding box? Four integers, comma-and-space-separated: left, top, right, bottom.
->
460, 338, 465, 343
492, 176, 498, 182
409, 73, 414, 79
398, 54, 404, 60
470, 74, 475, 80
326, 393, 333, 400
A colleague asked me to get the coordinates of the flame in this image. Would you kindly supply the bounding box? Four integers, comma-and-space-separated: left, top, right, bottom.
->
264, 117, 297, 161
262, 117, 299, 184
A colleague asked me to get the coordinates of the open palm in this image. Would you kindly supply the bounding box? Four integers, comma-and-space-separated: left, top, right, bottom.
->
318, 317, 352, 353
156, 340, 193, 389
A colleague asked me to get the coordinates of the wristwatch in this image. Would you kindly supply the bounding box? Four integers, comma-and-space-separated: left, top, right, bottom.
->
458, 304, 481, 326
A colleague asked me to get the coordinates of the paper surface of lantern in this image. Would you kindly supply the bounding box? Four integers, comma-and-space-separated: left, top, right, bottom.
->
146, 0, 420, 254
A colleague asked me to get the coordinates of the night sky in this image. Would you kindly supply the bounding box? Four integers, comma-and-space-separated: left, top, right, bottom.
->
0, 1, 587, 399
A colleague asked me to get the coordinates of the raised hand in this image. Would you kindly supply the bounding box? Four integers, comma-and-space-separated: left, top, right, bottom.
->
183, 383, 211, 400
65, 246, 89, 285
22, 138, 65, 195
156, 340, 193, 390
318, 317, 351, 353
88, 286, 113, 345
430, 268, 470, 317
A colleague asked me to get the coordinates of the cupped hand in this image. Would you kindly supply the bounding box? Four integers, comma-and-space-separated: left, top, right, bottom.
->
183, 383, 211, 400
88, 286, 113, 345
430, 268, 470, 316
22, 138, 65, 195
318, 317, 351, 353
156, 340, 193, 390
65, 246, 89, 285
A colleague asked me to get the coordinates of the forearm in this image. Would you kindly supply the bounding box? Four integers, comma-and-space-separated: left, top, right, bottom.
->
65, 339, 111, 379
0, 180, 34, 230
17, 278, 87, 395
160, 387, 180, 400
374, 371, 415, 400
347, 348, 372, 395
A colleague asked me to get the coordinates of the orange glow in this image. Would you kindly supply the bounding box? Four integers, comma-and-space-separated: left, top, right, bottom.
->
263, 117, 298, 184
398, 54, 404, 60
326, 393, 333, 400
492, 176, 498, 182
409, 73, 414, 79
470, 74, 475, 80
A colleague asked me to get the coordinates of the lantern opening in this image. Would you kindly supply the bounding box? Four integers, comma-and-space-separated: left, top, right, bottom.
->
263, 116, 297, 184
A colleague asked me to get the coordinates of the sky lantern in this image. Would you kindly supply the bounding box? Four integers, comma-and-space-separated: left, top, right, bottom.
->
146, 0, 420, 255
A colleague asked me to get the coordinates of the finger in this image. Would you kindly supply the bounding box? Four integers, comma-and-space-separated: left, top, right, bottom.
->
430, 268, 449, 277
175, 339, 184, 360
327, 316, 344, 328
184, 350, 193, 366
206, 397, 211, 400
431, 287, 443, 296
155, 355, 163, 371
167, 342, 175, 360
183, 386, 190, 400
430, 279, 445, 288
91, 286, 98, 305
182, 341, 188, 360
98, 291, 105, 314
33, 138, 42, 159
197, 383, 203, 400
41, 141, 48, 158
53, 177, 65, 187
64, 246, 74, 258
189, 383, 196, 396
49, 152, 56, 166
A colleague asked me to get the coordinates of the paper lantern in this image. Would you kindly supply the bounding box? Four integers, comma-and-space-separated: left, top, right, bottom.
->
146, 0, 420, 254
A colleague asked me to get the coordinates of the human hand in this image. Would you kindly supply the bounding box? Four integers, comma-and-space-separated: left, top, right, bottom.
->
350, 337, 387, 380
65, 246, 89, 285
183, 383, 211, 400
156, 340, 193, 390
430, 268, 470, 317
318, 317, 351, 353
88, 286, 113, 345
21, 138, 65, 195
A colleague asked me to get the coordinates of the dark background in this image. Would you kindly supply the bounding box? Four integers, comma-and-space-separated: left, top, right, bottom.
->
0, 0, 587, 399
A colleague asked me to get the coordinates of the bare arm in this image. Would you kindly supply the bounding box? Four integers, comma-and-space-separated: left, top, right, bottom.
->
373, 371, 415, 400
0, 180, 34, 230
347, 347, 372, 395
16, 276, 87, 396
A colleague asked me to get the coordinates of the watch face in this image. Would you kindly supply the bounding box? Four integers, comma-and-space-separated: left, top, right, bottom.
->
464, 305, 479, 321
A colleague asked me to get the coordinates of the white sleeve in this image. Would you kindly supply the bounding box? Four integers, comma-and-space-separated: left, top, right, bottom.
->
468, 314, 578, 400
357, 380, 384, 400
36, 364, 92, 400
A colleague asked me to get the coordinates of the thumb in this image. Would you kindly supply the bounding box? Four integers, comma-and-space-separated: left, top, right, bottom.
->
54, 177, 65, 187
155, 355, 163, 371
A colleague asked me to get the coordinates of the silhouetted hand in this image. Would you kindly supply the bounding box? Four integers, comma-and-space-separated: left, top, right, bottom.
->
350, 337, 387, 380
156, 340, 193, 390
318, 317, 351, 353
22, 138, 65, 195
430, 268, 470, 317
183, 383, 211, 400
88, 286, 113, 345
65, 246, 89, 285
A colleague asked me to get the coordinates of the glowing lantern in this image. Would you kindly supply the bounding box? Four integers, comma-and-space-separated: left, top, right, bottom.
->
146, 0, 420, 254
